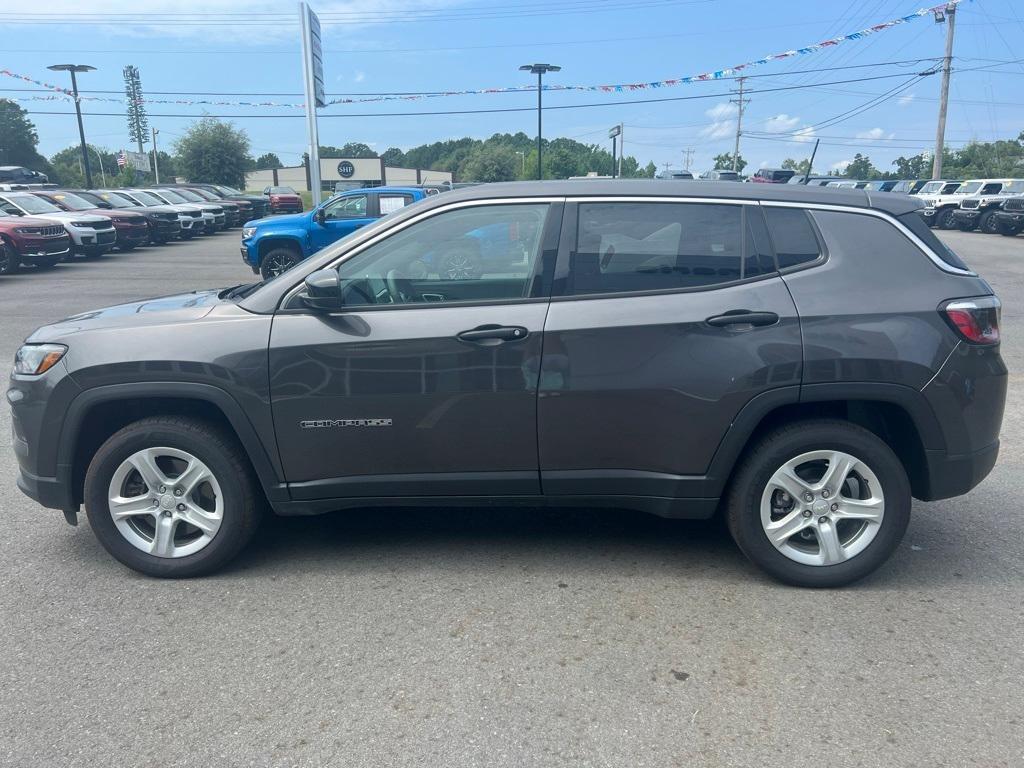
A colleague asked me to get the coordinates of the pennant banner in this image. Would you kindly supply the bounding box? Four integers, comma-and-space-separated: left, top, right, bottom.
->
2, 1, 962, 110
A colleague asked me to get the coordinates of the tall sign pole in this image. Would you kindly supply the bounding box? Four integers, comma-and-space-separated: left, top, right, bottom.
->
152, 127, 161, 184
932, 3, 957, 179
299, 2, 325, 205
730, 77, 748, 173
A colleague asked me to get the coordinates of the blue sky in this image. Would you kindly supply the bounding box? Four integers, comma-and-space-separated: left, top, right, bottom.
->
4, 0, 1023, 176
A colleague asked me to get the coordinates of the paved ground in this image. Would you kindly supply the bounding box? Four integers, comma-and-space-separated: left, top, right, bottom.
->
1, 228, 1021, 768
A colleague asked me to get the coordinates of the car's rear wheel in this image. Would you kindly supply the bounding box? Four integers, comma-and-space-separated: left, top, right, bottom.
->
979, 210, 999, 234
84, 416, 262, 578
935, 208, 956, 229
726, 420, 910, 588
260, 246, 301, 279
0, 241, 21, 275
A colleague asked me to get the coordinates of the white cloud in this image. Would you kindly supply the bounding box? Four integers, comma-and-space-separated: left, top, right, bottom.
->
763, 113, 800, 133
792, 126, 817, 143
354, 71, 366, 83
855, 127, 895, 141
898, 94, 916, 107
700, 102, 738, 139
831, 159, 852, 173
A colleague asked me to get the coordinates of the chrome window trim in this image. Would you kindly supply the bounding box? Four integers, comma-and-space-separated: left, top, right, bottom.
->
281, 196, 565, 306
760, 200, 975, 276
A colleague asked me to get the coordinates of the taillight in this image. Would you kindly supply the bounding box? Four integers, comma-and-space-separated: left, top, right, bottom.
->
942, 296, 1001, 345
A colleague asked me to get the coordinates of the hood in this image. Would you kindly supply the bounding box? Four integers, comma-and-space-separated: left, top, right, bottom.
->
84, 208, 144, 221
26, 290, 225, 343
0, 215, 65, 231
247, 210, 310, 229
34, 211, 110, 226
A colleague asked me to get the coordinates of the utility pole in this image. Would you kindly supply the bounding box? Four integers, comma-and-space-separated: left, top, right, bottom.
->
730, 77, 749, 173
683, 147, 694, 170
617, 123, 624, 178
151, 127, 160, 184
47, 64, 95, 189
932, 3, 956, 179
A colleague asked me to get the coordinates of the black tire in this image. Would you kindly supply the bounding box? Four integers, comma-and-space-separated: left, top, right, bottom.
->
978, 210, 999, 234
84, 416, 263, 578
0, 241, 20, 275
260, 246, 301, 279
935, 208, 956, 230
439, 244, 483, 280
725, 419, 911, 588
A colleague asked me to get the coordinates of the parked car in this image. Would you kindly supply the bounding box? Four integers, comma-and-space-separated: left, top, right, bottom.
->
905, 179, 930, 194
951, 179, 1024, 233
10, 181, 1004, 586
992, 194, 1024, 236
241, 185, 430, 278
0, 166, 49, 185
787, 175, 834, 186
115, 189, 203, 239
751, 168, 796, 184
699, 169, 740, 181
75, 189, 183, 244
30, 190, 150, 251
188, 184, 270, 220
0, 211, 70, 274
155, 187, 239, 229
867, 180, 900, 192
916, 181, 968, 228
181, 186, 256, 224
146, 188, 226, 232
657, 171, 695, 180
262, 185, 304, 214
0, 191, 115, 257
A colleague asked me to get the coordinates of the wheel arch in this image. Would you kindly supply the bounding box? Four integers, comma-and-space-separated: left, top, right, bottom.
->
256, 234, 305, 263
706, 383, 943, 502
59, 382, 287, 510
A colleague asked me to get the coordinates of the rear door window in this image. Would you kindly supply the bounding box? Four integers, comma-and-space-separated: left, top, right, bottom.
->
379, 194, 413, 215
566, 202, 773, 296
762, 207, 823, 269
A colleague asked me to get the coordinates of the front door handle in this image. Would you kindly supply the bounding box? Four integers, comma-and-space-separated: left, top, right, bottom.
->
457, 325, 530, 344
706, 310, 780, 328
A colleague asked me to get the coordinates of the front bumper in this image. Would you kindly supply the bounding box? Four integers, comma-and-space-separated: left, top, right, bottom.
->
919, 208, 937, 223
115, 223, 150, 247
241, 241, 259, 273
994, 211, 1024, 229
952, 210, 981, 228
73, 228, 117, 254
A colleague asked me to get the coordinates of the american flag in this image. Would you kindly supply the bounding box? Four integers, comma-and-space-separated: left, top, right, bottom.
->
116, 150, 128, 169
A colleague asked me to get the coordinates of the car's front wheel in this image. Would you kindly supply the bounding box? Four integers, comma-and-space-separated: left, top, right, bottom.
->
935, 208, 956, 229
979, 210, 1000, 234
726, 420, 910, 588
84, 416, 262, 578
260, 246, 301, 279
0, 241, 21, 275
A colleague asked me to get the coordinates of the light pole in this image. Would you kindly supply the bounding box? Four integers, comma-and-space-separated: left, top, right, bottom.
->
47, 64, 95, 189
516, 150, 525, 178
519, 63, 560, 180
90, 146, 106, 187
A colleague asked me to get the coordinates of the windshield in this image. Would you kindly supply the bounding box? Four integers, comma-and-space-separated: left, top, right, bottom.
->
214, 185, 240, 195
155, 189, 188, 204
957, 182, 983, 195
168, 188, 203, 202
919, 181, 945, 194
50, 192, 95, 211
1003, 180, 1024, 194
129, 190, 164, 206
269, 186, 296, 194
188, 188, 217, 201
7, 194, 60, 214
96, 191, 137, 208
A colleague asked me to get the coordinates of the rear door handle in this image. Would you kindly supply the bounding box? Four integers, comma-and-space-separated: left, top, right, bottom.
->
457, 325, 529, 344
706, 310, 780, 328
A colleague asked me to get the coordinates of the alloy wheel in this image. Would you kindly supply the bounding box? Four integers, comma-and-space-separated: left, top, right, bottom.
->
760, 450, 885, 567
106, 447, 224, 558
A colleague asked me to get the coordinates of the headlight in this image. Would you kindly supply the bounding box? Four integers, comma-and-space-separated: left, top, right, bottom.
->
14, 227, 39, 234
242, 227, 257, 239
14, 344, 67, 376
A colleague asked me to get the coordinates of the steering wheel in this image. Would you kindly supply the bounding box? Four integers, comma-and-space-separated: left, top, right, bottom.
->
385, 269, 408, 304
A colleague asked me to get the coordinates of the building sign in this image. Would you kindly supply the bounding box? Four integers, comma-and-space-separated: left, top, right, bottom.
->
337, 160, 355, 178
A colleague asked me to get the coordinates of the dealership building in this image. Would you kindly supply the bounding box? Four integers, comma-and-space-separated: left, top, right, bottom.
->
245, 157, 453, 193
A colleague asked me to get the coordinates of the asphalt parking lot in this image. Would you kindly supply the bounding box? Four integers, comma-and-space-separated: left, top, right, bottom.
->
1, 229, 1022, 768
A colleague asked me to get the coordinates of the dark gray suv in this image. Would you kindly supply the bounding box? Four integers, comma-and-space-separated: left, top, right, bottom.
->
9, 182, 1006, 586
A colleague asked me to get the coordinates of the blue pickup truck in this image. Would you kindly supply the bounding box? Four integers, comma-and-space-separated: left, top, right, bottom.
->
240, 186, 432, 278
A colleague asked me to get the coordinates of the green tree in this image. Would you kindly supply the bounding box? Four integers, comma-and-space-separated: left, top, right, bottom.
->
713, 152, 746, 172
891, 153, 930, 178
49, 144, 120, 187
380, 147, 405, 166
461, 146, 517, 182
153, 151, 178, 181
319, 142, 377, 158
0, 99, 54, 178
255, 152, 283, 170
844, 153, 879, 179
781, 157, 811, 174
174, 118, 252, 187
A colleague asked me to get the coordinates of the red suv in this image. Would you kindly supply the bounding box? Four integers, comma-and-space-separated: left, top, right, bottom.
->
0, 212, 71, 274
751, 168, 797, 184
263, 185, 304, 213
32, 190, 150, 251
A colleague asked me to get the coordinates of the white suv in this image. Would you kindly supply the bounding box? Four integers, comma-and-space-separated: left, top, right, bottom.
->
0, 191, 115, 257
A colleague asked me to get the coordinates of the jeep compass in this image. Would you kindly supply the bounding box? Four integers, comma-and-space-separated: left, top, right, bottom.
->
8, 182, 1006, 586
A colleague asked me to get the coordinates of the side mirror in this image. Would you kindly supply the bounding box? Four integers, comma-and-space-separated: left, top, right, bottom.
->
314, 207, 326, 225
301, 268, 343, 311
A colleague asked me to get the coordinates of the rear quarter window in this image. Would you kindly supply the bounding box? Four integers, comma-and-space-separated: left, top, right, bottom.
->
762, 207, 822, 269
